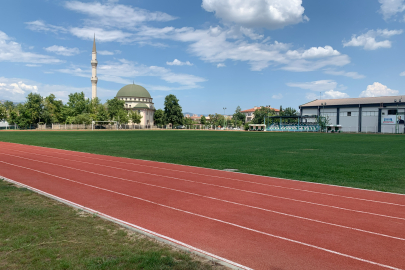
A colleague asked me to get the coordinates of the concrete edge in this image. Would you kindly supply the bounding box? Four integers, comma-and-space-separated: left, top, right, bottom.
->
0, 176, 251, 270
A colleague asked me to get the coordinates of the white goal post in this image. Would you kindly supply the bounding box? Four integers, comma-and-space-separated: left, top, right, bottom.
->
92, 121, 118, 130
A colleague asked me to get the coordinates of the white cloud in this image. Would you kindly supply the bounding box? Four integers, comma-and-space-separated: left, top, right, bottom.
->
26, 64, 42, 67
343, 29, 403, 50
64, 1, 176, 29
57, 59, 206, 90
44, 45, 80, 56
217, 63, 226, 68
0, 31, 62, 64
70, 27, 133, 42
287, 80, 338, 92
136, 26, 349, 72
379, 0, 405, 20
25, 20, 67, 34
0, 77, 115, 102
98, 50, 121, 55
201, 0, 308, 29
272, 93, 283, 99
400, 71, 405, 76
323, 69, 365, 79
359, 82, 399, 97
166, 59, 193, 66
286, 46, 340, 59
305, 90, 349, 100
323, 90, 349, 99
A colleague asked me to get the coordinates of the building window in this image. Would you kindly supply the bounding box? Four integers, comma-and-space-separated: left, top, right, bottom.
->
347, 112, 351, 116
129, 105, 131, 108
362, 111, 378, 116
388, 109, 397, 115
320, 112, 337, 117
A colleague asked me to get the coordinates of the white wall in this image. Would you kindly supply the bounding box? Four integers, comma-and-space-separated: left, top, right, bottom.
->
339, 107, 359, 132
301, 108, 318, 116
320, 108, 337, 125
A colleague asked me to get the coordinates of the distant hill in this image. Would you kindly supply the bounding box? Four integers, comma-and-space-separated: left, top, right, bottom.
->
183, 112, 209, 116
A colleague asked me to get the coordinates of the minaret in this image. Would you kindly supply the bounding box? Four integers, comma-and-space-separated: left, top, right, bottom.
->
91, 34, 98, 100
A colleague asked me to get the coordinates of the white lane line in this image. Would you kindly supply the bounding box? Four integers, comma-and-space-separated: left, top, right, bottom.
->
4, 145, 404, 207
5, 141, 405, 200
2, 152, 405, 223
2, 154, 405, 243
0, 153, 405, 224
0, 160, 401, 270
0, 176, 251, 270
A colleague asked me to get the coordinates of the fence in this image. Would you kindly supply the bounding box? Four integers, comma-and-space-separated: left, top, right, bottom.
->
2, 123, 403, 134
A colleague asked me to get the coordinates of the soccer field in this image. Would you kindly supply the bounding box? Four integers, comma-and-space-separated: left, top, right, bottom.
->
1, 130, 404, 194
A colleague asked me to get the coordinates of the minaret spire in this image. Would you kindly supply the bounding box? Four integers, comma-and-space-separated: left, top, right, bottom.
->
91, 34, 98, 100
92, 34, 96, 53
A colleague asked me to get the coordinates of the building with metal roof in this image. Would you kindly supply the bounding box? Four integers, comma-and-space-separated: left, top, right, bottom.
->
300, 95, 405, 133
116, 83, 155, 126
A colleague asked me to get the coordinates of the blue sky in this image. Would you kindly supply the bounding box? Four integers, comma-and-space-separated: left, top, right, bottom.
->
1, 0, 405, 114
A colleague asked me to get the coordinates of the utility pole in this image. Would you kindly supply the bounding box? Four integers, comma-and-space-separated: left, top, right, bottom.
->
223, 107, 227, 129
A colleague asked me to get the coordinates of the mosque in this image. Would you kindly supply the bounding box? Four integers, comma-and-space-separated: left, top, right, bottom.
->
91, 36, 155, 126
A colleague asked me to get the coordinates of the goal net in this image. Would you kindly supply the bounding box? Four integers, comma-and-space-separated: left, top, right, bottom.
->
92, 121, 118, 130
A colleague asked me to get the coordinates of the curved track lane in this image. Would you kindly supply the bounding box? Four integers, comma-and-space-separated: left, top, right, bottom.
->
0, 142, 404, 270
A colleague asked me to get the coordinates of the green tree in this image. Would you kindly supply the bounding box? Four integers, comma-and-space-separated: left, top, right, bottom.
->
0, 104, 6, 121
129, 110, 142, 124
67, 92, 88, 116
153, 109, 165, 126
7, 109, 18, 125
252, 106, 276, 124
164, 94, 183, 126
43, 94, 63, 123
200, 115, 207, 125
232, 106, 245, 124
74, 113, 92, 125
209, 113, 225, 127
184, 117, 193, 126
117, 110, 129, 124
96, 106, 109, 122
3, 101, 15, 111
106, 98, 125, 120
25, 93, 44, 124
318, 115, 330, 131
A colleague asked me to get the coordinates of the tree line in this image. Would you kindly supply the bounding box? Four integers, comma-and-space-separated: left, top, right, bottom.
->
0, 91, 298, 129
0, 92, 142, 128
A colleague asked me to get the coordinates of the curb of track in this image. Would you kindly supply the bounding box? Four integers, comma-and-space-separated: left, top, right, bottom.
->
0, 176, 250, 270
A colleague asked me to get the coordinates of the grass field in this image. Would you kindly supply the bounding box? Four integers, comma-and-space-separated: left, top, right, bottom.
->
0, 180, 224, 270
1, 130, 405, 194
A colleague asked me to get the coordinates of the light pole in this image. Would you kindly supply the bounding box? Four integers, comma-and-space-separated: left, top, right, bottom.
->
223, 107, 227, 129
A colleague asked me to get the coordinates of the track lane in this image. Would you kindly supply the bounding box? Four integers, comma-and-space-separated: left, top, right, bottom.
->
0, 160, 401, 270
1, 154, 405, 269
3, 142, 404, 207
1, 142, 405, 269
3, 145, 405, 222
2, 151, 405, 241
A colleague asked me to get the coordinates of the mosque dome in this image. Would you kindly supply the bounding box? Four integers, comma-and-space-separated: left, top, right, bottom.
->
116, 83, 151, 98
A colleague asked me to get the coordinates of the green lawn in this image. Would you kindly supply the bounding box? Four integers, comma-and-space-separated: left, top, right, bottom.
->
1, 130, 405, 194
0, 180, 222, 270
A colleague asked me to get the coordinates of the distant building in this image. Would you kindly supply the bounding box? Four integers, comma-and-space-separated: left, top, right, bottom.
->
300, 95, 405, 133
241, 106, 280, 123
184, 114, 208, 123
115, 84, 155, 126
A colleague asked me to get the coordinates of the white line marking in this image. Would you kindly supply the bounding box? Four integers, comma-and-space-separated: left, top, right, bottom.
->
2, 153, 404, 241
0, 161, 401, 270
0, 176, 251, 270
4, 144, 404, 207
2, 152, 404, 222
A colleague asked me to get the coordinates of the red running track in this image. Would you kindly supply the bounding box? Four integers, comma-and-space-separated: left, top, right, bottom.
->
0, 141, 404, 270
